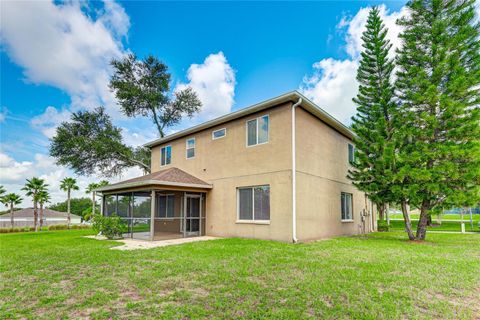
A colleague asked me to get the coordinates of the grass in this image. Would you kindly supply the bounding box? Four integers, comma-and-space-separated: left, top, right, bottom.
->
1, 230, 479, 319
389, 220, 480, 233
390, 213, 480, 222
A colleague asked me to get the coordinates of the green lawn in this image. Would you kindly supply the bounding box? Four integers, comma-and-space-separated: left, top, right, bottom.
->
390, 213, 480, 222
1, 230, 479, 319
389, 220, 480, 233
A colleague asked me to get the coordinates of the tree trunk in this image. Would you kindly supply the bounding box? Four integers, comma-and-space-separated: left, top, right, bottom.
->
92, 191, 96, 216
33, 200, 38, 232
401, 201, 415, 240
67, 189, 71, 229
378, 203, 385, 221
39, 203, 44, 230
416, 200, 430, 240
10, 204, 14, 229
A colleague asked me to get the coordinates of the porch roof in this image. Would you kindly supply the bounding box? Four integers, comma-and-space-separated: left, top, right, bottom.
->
96, 167, 212, 193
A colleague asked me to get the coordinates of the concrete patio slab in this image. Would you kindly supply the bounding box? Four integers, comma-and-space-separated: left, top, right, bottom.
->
84, 235, 219, 250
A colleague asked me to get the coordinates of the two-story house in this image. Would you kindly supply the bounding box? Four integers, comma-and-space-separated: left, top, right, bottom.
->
97, 91, 376, 242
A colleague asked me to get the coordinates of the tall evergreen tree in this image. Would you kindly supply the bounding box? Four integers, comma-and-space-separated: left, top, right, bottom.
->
348, 7, 407, 235
395, 0, 480, 240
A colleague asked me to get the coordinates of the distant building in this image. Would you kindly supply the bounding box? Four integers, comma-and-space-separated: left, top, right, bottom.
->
0, 208, 82, 228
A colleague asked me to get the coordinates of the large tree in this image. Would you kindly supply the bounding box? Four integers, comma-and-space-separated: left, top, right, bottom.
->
395, 0, 480, 240
347, 7, 409, 237
22, 178, 48, 232
50, 54, 201, 177
110, 54, 202, 137
50, 107, 151, 177
60, 177, 79, 229
1, 193, 22, 229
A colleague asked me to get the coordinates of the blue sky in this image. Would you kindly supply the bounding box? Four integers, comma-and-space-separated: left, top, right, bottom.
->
0, 0, 408, 205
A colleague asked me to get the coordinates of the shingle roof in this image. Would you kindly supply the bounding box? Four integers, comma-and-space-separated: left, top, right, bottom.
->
96, 167, 212, 192
0, 208, 81, 219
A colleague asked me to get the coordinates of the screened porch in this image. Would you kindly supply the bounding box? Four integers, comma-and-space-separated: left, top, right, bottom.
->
101, 190, 206, 241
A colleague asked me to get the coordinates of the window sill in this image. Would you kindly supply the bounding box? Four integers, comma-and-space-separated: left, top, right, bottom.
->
341, 219, 354, 223
236, 220, 270, 225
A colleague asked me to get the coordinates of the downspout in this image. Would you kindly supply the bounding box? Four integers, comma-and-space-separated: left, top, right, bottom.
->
291, 97, 302, 243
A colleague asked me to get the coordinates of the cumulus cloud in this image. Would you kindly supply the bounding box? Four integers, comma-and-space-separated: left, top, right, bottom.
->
0, 151, 144, 208
0, 0, 130, 136
300, 4, 408, 124
30, 107, 71, 139
176, 52, 236, 121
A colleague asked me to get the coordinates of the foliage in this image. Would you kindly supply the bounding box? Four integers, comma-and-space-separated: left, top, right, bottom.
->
49, 197, 93, 220
21, 177, 48, 231
394, 0, 480, 240
82, 206, 100, 222
92, 214, 125, 239
110, 54, 202, 137
348, 7, 397, 220
50, 107, 151, 177
60, 177, 79, 194
377, 220, 390, 232
0, 185, 5, 197
85, 180, 109, 194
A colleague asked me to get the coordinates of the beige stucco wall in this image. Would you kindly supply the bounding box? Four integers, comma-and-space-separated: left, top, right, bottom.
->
150, 103, 294, 242
294, 107, 373, 241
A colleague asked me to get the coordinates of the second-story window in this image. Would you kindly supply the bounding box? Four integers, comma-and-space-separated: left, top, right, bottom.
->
348, 143, 355, 164
186, 138, 195, 159
161, 145, 171, 166
212, 128, 226, 140
247, 115, 269, 146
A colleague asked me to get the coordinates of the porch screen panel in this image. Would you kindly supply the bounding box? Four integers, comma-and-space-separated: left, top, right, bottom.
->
117, 195, 131, 217
132, 193, 151, 217
167, 196, 175, 218
238, 188, 253, 220
104, 195, 116, 216
254, 186, 270, 220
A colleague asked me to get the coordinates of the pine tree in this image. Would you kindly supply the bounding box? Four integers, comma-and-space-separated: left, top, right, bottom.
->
395, 0, 480, 240
348, 7, 401, 233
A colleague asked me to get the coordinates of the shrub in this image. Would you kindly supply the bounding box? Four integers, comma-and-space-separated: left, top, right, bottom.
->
92, 214, 125, 239
377, 220, 390, 232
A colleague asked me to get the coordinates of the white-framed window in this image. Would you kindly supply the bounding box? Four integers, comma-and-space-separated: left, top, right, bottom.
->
348, 143, 355, 164
157, 194, 174, 218
341, 192, 353, 221
212, 128, 226, 140
246, 115, 269, 146
160, 145, 172, 166
237, 185, 270, 221
186, 138, 195, 159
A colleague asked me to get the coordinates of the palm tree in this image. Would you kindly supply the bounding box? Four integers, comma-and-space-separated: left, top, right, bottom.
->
22, 177, 48, 232
86, 180, 109, 218
2, 193, 23, 228
36, 190, 51, 230
60, 177, 79, 228
0, 185, 6, 198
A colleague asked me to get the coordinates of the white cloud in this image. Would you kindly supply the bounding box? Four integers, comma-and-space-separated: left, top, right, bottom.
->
301, 59, 359, 124
0, 0, 130, 136
300, 4, 408, 125
0, 151, 143, 208
30, 107, 71, 139
176, 52, 236, 121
